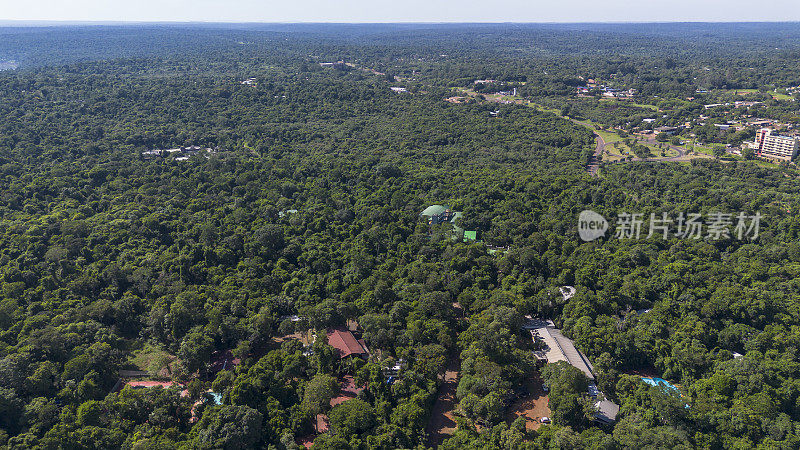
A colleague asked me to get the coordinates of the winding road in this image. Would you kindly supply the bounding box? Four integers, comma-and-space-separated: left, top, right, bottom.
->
586, 132, 713, 176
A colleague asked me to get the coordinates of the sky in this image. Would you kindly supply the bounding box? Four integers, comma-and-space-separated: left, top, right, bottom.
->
1, 0, 799, 23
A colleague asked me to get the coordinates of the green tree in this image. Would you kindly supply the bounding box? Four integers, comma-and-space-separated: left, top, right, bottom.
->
194, 405, 264, 450
328, 399, 376, 438
415, 344, 448, 379
301, 374, 339, 418
178, 327, 214, 374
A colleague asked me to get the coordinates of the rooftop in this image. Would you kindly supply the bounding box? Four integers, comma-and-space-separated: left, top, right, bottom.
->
327, 328, 368, 358
421, 204, 450, 217
595, 398, 620, 423
532, 326, 596, 380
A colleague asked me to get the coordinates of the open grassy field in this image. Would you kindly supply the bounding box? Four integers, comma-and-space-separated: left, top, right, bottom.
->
631, 102, 660, 111
683, 143, 717, 157
128, 344, 176, 376
754, 160, 781, 169
595, 129, 624, 143
653, 147, 679, 158
770, 92, 793, 100
729, 88, 793, 101
599, 98, 659, 111
605, 142, 632, 160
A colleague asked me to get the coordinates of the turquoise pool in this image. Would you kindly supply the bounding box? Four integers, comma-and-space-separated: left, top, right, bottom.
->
641, 377, 680, 393
209, 392, 223, 405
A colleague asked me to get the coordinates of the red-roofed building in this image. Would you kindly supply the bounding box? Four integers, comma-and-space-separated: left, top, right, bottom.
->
327, 328, 368, 359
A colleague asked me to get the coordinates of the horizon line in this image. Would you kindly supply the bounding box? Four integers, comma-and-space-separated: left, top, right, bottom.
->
2, 20, 800, 27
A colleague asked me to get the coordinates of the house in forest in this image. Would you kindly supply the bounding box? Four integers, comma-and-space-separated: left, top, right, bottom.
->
327, 327, 369, 359
420, 205, 478, 242
524, 317, 619, 423
421, 205, 457, 224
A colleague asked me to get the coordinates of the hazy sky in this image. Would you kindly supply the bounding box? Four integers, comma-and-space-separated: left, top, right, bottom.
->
1, 0, 799, 23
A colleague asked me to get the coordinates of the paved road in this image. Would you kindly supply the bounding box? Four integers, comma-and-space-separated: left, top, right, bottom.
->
638, 136, 688, 161
598, 135, 714, 166
586, 135, 605, 176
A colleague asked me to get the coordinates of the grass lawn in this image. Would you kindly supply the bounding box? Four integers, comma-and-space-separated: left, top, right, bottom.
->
598, 98, 659, 111
685, 144, 717, 157
523, 100, 564, 116
128, 344, 175, 375
657, 147, 680, 158
634, 103, 660, 111
729, 88, 793, 101
596, 129, 624, 144
770, 92, 793, 101
643, 142, 669, 155
628, 101, 659, 111
606, 142, 633, 159
754, 160, 780, 169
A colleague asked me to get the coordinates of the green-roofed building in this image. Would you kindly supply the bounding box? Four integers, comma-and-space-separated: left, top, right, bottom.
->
421, 204, 460, 226
420, 204, 450, 217
422, 205, 474, 242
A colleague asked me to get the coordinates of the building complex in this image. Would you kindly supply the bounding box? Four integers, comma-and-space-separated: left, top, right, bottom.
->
752, 128, 799, 161
524, 317, 620, 424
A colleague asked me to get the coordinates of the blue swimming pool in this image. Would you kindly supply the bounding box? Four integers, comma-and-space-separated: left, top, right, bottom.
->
641, 377, 680, 393
209, 392, 223, 405
642, 377, 690, 408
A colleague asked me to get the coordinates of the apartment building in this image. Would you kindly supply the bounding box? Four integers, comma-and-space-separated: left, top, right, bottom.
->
754, 129, 799, 161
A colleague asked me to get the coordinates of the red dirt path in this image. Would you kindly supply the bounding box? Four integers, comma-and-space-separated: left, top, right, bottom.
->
426, 359, 460, 447
504, 377, 551, 431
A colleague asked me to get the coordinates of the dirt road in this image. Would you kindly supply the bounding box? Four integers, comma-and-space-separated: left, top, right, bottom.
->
504, 377, 551, 431
426, 359, 460, 447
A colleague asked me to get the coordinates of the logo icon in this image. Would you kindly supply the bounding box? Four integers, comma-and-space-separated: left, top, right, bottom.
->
578, 210, 608, 242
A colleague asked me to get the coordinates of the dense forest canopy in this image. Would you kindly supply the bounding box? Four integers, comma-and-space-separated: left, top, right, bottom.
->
0, 23, 799, 449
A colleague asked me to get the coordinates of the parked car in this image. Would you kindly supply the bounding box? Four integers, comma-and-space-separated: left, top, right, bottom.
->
540, 417, 551, 424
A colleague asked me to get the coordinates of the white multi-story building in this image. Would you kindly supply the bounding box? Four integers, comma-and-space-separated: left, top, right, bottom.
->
753, 128, 798, 161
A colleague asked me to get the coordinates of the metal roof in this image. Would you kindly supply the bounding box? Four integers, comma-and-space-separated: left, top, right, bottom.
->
420, 204, 450, 217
